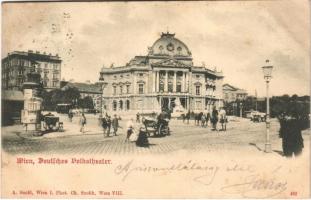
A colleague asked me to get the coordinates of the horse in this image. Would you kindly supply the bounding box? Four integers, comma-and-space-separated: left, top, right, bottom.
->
201, 114, 207, 127
194, 112, 203, 126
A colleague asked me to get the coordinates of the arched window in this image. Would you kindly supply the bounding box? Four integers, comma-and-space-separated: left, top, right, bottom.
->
196, 85, 201, 95
168, 81, 173, 92
138, 84, 144, 94
159, 81, 164, 92
119, 100, 123, 110
126, 100, 130, 110
120, 85, 123, 94
176, 82, 182, 92
113, 101, 117, 111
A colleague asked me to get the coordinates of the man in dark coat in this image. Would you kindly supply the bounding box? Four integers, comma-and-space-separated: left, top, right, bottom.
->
101, 116, 108, 136
106, 116, 112, 137
112, 114, 119, 136
279, 115, 305, 157
186, 111, 190, 124
211, 106, 218, 131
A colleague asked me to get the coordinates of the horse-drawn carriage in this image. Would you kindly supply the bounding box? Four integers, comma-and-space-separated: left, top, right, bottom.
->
42, 113, 63, 132
142, 112, 170, 137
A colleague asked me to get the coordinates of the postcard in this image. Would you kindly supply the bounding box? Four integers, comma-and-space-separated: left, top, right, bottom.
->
1, 0, 310, 198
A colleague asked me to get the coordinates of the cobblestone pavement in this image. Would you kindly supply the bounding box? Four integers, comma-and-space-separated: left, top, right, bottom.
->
2, 113, 310, 156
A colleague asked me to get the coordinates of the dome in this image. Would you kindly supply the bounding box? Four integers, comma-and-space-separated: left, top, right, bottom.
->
149, 32, 192, 57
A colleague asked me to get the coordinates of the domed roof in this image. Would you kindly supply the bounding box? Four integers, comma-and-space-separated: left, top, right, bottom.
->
149, 32, 192, 57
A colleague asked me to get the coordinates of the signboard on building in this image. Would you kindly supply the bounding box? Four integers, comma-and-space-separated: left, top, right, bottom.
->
21, 110, 37, 124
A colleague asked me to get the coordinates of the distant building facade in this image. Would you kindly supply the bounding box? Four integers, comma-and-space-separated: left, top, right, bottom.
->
2, 50, 62, 91
222, 83, 248, 103
61, 81, 102, 111
99, 32, 224, 115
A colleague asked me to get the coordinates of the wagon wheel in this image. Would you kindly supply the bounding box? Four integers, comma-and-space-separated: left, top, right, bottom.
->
158, 123, 169, 136
157, 124, 164, 136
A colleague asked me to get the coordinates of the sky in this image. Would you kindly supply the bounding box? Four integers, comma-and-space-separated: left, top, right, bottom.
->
2, 0, 310, 97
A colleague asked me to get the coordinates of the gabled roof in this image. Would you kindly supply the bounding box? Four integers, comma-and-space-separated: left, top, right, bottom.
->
223, 83, 247, 94
62, 82, 101, 94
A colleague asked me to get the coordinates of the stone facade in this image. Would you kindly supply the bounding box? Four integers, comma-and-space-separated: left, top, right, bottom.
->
2, 50, 62, 91
99, 32, 224, 115
223, 83, 248, 103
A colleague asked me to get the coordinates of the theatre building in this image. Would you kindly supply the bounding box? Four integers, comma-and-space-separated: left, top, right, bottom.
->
99, 32, 224, 115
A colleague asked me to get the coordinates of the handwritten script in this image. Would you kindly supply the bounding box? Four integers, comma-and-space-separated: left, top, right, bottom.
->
114, 159, 287, 198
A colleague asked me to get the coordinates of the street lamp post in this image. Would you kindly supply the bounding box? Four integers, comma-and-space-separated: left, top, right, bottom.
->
240, 102, 243, 118
262, 59, 273, 153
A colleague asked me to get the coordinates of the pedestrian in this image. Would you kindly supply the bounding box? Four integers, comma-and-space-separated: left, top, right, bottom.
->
70, 110, 74, 122
186, 111, 190, 124
106, 116, 111, 137
211, 106, 218, 131
206, 112, 210, 127
101, 116, 108, 136
219, 107, 227, 131
201, 114, 207, 127
112, 114, 119, 136
182, 113, 186, 123
136, 127, 149, 147
126, 118, 135, 142
79, 113, 86, 133
136, 112, 140, 123
279, 113, 305, 157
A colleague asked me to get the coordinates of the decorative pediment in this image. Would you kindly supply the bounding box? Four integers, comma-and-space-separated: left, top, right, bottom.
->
151, 58, 190, 68
194, 81, 202, 86
222, 84, 238, 91
137, 80, 146, 84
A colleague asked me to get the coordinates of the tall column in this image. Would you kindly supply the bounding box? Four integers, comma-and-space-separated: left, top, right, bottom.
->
185, 72, 189, 92
152, 72, 156, 93
156, 71, 159, 92
189, 72, 192, 94
145, 74, 148, 94
182, 72, 185, 92
133, 73, 137, 95
184, 72, 188, 92
173, 71, 177, 92
168, 98, 171, 110
164, 71, 168, 92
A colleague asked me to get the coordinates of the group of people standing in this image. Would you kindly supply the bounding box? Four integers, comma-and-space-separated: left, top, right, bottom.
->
182, 106, 227, 131
100, 114, 120, 137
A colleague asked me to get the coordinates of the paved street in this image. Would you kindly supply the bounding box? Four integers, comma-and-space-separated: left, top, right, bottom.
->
2, 113, 310, 156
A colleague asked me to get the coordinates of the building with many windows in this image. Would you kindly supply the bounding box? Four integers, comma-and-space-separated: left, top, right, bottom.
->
222, 83, 248, 103
99, 32, 224, 115
2, 50, 62, 91
60, 81, 102, 112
